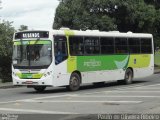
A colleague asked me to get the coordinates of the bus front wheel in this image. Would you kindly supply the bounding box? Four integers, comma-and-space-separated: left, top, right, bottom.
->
34, 86, 46, 92
124, 68, 133, 84
67, 73, 81, 91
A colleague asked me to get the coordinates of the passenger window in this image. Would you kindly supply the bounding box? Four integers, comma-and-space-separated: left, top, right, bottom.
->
141, 38, 152, 54
84, 37, 100, 55
100, 37, 114, 54
128, 38, 141, 54
69, 36, 84, 56
115, 38, 128, 54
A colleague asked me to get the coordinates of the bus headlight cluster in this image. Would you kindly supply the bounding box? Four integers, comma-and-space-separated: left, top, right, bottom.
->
44, 71, 52, 77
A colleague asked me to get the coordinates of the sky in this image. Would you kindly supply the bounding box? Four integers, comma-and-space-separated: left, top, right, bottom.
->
0, 0, 59, 30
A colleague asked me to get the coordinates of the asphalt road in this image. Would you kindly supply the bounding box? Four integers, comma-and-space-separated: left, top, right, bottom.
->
0, 73, 160, 120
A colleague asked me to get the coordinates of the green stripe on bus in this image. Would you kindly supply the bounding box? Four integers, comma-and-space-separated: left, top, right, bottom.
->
77, 55, 129, 72
67, 55, 129, 73
14, 40, 51, 45
30, 41, 51, 45
67, 54, 151, 73
16, 73, 43, 79
14, 41, 29, 45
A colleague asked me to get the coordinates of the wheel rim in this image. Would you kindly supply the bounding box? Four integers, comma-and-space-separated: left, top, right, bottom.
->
70, 76, 79, 89
125, 70, 132, 82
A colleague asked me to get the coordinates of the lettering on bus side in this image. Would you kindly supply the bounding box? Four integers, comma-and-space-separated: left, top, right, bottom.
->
84, 59, 102, 68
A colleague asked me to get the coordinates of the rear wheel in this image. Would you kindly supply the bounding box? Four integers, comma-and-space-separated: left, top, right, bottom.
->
124, 68, 133, 84
67, 73, 81, 91
34, 86, 46, 92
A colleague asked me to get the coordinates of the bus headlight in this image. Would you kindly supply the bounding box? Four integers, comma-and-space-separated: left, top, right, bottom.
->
44, 74, 47, 77
44, 71, 52, 77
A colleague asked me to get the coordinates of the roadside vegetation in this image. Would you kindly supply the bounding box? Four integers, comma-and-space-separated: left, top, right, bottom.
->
155, 51, 160, 68
0, 21, 28, 82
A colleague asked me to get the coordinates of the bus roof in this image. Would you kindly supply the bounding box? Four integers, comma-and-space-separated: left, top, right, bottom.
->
52, 29, 153, 38
14, 29, 153, 39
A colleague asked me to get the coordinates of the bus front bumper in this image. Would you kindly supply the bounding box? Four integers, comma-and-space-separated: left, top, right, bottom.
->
12, 75, 53, 87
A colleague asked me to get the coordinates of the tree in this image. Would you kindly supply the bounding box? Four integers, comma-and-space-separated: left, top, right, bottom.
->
53, 0, 160, 47
144, 0, 160, 9
113, 0, 156, 33
0, 21, 15, 82
53, 0, 156, 32
53, 0, 117, 31
18, 25, 28, 31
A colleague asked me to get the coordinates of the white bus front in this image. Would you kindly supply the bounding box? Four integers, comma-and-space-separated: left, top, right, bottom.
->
12, 31, 54, 91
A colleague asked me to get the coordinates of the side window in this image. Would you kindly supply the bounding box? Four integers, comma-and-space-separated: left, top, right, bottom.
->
115, 38, 128, 54
100, 37, 114, 54
84, 37, 100, 55
54, 36, 68, 65
141, 38, 152, 54
128, 38, 141, 54
69, 36, 84, 56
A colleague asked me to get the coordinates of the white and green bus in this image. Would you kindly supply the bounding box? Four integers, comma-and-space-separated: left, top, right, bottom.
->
12, 29, 154, 92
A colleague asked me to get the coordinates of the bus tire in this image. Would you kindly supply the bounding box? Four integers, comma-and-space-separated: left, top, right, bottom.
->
67, 73, 81, 91
34, 86, 46, 92
124, 68, 133, 84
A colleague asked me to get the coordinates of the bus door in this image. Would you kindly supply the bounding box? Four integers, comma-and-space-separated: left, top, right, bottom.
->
54, 36, 68, 65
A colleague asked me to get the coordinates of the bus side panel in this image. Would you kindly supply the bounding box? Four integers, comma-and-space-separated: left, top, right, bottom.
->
67, 55, 129, 83
66, 54, 153, 84
53, 60, 70, 86
127, 54, 154, 78
133, 67, 154, 79
67, 56, 77, 73
81, 69, 125, 84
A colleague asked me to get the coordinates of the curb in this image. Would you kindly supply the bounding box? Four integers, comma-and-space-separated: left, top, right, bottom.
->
0, 83, 22, 89
154, 68, 160, 74
154, 71, 160, 74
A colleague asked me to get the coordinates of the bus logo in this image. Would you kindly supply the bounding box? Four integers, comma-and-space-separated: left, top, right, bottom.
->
84, 59, 101, 68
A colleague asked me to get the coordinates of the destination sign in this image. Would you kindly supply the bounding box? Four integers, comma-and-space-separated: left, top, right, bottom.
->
15, 31, 49, 39
22, 33, 40, 38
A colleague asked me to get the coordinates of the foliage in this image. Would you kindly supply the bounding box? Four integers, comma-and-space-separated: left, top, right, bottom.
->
53, 0, 160, 47
0, 21, 15, 82
0, 21, 28, 82
53, 0, 117, 31
18, 25, 28, 31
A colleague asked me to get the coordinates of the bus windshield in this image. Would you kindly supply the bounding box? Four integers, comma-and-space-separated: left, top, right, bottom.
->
12, 40, 52, 69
